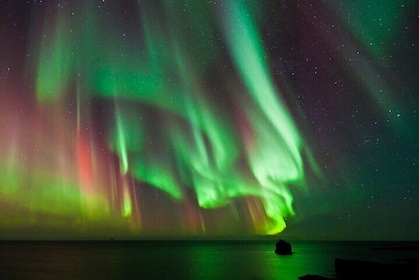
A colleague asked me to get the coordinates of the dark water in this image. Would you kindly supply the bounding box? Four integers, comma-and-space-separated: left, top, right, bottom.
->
0, 240, 418, 279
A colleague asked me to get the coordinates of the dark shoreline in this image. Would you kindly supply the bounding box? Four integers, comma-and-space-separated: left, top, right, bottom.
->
299, 245, 419, 280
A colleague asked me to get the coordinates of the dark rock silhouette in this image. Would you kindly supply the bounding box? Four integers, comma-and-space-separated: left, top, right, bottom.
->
274, 239, 292, 255
297, 246, 419, 279
298, 257, 419, 280
335, 258, 419, 280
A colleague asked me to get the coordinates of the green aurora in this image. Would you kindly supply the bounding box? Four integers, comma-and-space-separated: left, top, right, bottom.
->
0, 0, 417, 240
30, 0, 314, 236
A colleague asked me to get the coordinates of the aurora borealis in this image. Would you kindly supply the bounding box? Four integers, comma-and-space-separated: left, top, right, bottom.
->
0, 0, 418, 240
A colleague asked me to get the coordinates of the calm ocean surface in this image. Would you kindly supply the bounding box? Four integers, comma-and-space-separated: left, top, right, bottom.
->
0, 240, 418, 280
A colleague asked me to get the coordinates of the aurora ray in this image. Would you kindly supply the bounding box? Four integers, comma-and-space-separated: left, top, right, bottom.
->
21, 0, 313, 236
2, 0, 415, 241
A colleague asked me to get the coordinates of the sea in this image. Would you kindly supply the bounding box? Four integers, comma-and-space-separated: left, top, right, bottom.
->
0, 240, 418, 280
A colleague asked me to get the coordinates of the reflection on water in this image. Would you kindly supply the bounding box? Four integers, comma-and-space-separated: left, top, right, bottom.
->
1, 241, 418, 280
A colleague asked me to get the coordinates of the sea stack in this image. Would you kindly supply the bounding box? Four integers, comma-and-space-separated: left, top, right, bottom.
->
275, 239, 293, 255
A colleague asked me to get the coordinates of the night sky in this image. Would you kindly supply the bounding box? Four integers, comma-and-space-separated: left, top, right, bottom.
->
0, 0, 417, 240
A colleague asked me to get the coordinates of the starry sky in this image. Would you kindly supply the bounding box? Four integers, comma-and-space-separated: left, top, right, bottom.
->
0, 0, 417, 240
